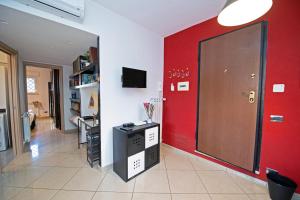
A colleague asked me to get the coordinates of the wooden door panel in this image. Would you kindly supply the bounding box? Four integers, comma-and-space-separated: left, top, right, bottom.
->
197, 23, 263, 171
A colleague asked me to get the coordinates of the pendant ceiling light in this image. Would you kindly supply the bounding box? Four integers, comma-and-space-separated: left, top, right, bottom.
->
218, 0, 273, 26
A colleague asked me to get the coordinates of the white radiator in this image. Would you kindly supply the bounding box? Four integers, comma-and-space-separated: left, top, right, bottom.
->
22, 112, 31, 143
0, 113, 8, 151
150, 96, 162, 124
150, 93, 163, 141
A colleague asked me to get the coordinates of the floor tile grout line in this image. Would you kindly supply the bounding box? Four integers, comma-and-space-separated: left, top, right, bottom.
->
6, 186, 25, 200
195, 168, 211, 197
48, 189, 60, 200
199, 171, 246, 195
2, 150, 86, 188
163, 156, 173, 200
225, 170, 249, 195
131, 178, 137, 200
95, 167, 110, 192
6, 187, 267, 195
162, 144, 268, 190
3, 181, 267, 199
245, 193, 253, 200
28, 165, 83, 169
246, 193, 269, 199
163, 150, 258, 198
47, 166, 82, 199
19, 186, 118, 193
132, 172, 137, 193
89, 191, 97, 200
210, 193, 254, 199
92, 191, 134, 194
188, 156, 199, 172
32, 143, 90, 200
132, 192, 208, 194
20, 165, 52, 189
226, 170, 268, 193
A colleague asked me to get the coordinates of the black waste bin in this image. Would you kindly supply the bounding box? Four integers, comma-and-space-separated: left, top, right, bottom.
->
267, 172, 297, 200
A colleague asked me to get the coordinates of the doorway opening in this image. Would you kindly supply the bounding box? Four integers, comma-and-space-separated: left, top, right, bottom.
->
0, 5, 99, 169
23, 62, 64, 145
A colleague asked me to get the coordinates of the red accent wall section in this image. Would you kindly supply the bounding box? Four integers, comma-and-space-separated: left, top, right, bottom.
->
163, 0, 300, 192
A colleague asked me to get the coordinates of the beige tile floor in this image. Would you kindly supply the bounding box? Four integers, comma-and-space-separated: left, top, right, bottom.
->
31, 117, 56, 138
0, 130, 271, 200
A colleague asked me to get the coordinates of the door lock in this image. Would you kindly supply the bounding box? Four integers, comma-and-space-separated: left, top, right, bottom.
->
249, 91, 255, 103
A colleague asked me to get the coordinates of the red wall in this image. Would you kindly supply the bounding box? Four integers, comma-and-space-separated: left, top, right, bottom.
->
163, 0, 300, 192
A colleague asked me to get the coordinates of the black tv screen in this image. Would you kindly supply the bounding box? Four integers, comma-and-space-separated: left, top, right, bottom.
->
122, 67, 147, 88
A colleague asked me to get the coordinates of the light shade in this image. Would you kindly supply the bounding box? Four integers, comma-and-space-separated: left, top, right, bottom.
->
218, 0, 273, 26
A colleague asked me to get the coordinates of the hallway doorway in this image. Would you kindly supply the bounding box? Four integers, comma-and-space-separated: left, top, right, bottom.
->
24, 63, 64, 144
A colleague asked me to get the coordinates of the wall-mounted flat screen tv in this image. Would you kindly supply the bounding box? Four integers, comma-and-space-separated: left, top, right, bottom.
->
122, 67, 147, 88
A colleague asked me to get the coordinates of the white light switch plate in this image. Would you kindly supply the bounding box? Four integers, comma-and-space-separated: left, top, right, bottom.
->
273, 84, 285, 93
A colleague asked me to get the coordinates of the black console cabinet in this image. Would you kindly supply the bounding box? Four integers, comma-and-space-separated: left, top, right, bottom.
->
113, 123, 160, 182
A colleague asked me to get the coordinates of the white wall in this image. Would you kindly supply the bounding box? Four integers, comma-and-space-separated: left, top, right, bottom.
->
1, 0, 164, 166
26, 66, 51, 117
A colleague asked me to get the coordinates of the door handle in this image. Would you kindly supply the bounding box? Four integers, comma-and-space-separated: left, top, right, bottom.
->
249, 91, 255, 103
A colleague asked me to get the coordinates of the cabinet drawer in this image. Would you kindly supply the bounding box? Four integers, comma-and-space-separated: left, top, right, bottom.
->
128, 131, 145, 156
128, 151, 145, 179
145, 127, 158, 149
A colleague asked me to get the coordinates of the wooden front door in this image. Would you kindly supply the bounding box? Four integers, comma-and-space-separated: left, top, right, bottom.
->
196, 23, 266, 171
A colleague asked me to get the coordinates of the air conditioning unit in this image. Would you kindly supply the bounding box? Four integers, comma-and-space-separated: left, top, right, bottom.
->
14, 0, 85, 21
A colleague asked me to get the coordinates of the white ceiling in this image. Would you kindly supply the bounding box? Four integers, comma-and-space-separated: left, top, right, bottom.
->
0, 5, 97, 66
94, 0, 226, 36
0, 0, 226, 65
